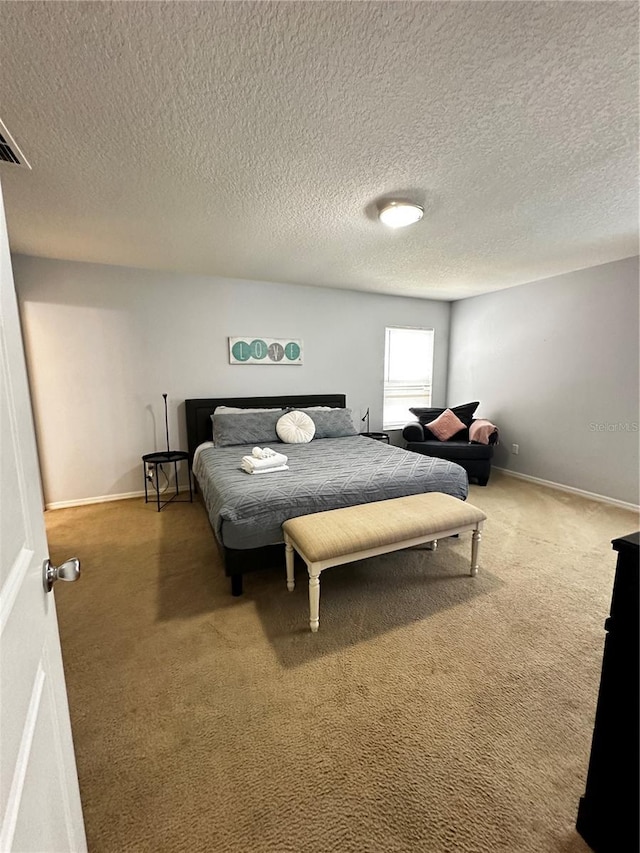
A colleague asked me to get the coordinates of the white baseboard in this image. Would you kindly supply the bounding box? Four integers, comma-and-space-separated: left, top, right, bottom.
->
493, 467, 640, 513
45, 490, 146, 510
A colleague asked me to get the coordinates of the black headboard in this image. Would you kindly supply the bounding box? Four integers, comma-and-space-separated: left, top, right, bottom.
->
184, 394, 347, 463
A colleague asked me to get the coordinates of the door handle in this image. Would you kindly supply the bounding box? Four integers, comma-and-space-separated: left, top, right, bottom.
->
43, 557, 81, 593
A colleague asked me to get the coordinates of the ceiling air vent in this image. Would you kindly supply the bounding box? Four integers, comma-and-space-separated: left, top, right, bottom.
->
0, 118, 31, 169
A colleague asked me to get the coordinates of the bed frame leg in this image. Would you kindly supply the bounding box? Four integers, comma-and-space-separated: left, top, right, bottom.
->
230, 574, 243, 596
285, 540, 295, 591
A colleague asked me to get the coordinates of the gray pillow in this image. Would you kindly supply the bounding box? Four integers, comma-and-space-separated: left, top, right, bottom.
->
292, 408, 357, 439
211, 410, 284, 447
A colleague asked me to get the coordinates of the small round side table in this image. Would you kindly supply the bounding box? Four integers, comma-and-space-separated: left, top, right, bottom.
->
360, 432, 390, 444
142, 450, 193, 511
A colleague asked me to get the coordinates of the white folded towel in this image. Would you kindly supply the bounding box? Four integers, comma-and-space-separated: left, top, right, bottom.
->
241, 451, 288, 473
241, 464, 289, 475
252, 446, 277, 459
242, 452, 288, 469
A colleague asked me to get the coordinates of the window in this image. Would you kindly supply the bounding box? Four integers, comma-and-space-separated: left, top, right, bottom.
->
383, 327, 434, 429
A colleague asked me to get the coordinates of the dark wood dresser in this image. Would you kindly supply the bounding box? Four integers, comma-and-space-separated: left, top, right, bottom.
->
576, 531, 639, 852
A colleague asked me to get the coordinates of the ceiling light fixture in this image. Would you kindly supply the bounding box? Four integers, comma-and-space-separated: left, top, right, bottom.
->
378, 200, 424, 229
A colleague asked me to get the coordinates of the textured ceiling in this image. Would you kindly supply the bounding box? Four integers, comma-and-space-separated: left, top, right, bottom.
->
0, 1, 638, 300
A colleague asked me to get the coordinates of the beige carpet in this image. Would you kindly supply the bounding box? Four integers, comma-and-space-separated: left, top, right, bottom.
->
46, 472, 639, 853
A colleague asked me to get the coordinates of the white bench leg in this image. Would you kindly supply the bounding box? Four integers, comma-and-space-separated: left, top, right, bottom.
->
471, 526, 482, 576
285, 540, 295, 591
308, 565, 321, 632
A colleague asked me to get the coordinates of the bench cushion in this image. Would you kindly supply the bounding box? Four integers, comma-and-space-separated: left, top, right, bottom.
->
282, 492, 486, 563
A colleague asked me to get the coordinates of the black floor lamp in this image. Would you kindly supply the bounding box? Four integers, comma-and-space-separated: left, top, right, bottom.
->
162, 392, 170, 452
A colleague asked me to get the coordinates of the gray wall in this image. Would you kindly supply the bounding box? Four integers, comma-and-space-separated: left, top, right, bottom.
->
447, 256, 640, 505
12, 254, 451, 505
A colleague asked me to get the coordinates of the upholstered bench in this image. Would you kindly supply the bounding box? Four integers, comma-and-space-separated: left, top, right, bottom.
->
283, 492, 487, 632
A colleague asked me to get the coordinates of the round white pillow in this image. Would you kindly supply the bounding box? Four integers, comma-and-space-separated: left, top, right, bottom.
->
276, 410, 316, 444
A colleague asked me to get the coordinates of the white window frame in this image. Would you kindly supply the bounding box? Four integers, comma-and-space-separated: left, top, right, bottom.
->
383, 326, 435, 430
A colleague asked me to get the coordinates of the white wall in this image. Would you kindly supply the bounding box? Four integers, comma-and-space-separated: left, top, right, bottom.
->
448, 256, 640, 505
12, 254, 451, 506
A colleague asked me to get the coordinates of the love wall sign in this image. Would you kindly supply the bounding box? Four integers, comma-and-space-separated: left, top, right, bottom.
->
229, 337, 303, 365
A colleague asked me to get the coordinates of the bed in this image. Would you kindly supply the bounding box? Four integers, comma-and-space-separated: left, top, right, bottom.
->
185, 394, 469, 595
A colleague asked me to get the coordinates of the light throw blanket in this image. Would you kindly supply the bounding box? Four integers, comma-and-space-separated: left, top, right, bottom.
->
469, 419, 498, 445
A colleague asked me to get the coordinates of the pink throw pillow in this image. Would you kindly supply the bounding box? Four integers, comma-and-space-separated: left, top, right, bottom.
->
428, 408, 466, 441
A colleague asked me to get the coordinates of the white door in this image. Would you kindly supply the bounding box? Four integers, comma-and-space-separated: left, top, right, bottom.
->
0, 179, 87, 852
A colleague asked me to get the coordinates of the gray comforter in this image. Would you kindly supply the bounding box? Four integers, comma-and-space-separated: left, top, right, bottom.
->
193, 435, 469, 550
